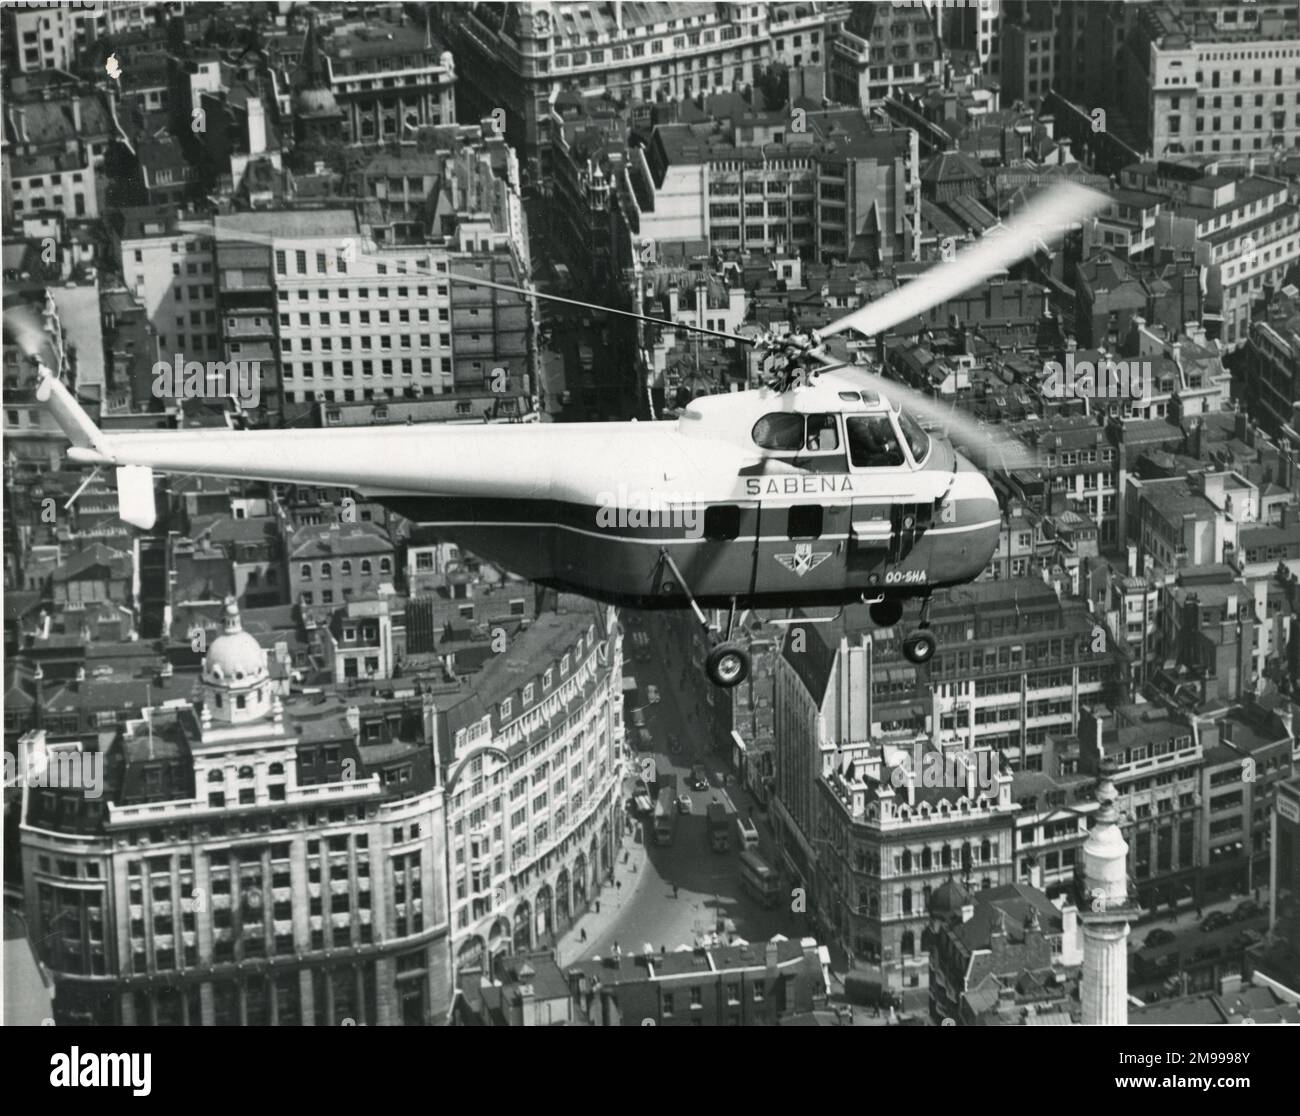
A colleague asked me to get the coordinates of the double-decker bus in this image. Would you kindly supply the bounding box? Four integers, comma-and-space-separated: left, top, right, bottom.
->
739, 851, 780, 908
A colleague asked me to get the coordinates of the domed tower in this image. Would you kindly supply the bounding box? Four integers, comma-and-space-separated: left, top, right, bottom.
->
203, 597, 271, 726
1079, 756, 1141, 1026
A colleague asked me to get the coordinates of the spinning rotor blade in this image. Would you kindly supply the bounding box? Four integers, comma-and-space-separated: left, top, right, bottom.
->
831, 363, 1040, 474
819, 181, 1107, 341
445, 273, 757, 345
177, 219, 756, 347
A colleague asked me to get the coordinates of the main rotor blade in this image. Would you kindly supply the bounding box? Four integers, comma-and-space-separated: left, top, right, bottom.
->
177, 219, 755, 346
819, 181, 1107, 341
445, 273, 756, 345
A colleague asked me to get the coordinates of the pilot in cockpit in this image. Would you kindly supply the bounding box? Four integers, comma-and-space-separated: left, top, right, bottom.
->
847, 415, 906, 468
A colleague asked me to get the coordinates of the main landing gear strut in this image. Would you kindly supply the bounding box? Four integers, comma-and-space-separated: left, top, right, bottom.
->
658, 548, 750, 688
869, 593, 937, 665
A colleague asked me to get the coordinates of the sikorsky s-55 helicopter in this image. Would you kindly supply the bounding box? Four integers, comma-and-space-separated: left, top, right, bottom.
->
30, 182, 1104, 686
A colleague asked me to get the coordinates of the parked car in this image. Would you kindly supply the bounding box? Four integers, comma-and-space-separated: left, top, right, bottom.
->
676, 794, 692, 814
647, 685, 660, 704
1143, 928, 1177, 949
1233, 899, 1264, 921
1199, 910, 1233, 933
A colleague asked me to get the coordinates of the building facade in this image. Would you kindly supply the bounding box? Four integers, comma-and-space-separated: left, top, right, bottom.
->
20, 599, 452, 1026
439, 601, 625, 978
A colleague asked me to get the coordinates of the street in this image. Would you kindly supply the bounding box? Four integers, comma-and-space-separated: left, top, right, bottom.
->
568, 611, 803, 963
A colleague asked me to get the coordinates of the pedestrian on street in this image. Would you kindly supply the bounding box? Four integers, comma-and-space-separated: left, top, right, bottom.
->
673, 884, 679, 899
595, 899, 601, 913
580, 928, 588, 943
616, 880, 622, 891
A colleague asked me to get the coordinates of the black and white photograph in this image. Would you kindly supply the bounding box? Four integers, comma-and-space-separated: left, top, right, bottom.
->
1, 0, 1298, 1069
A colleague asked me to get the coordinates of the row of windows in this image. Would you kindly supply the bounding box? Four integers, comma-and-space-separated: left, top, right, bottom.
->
299, 558, 392, 580
275, 251, 437, 277
282, 334, 448, 352
287, 358, 450, 378
282, 307, 446, 327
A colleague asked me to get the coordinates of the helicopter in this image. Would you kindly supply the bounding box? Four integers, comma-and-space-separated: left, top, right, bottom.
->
30, 182, 1104, 687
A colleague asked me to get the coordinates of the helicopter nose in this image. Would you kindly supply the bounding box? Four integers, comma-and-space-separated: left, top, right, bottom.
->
947, 451, 1002, 567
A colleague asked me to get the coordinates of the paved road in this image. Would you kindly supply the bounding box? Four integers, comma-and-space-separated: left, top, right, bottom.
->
574, 612, 803, 962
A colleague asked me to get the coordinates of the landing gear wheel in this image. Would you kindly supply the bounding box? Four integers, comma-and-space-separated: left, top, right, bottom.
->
869, 597, 904, 628
902, 629, 937, 665
706, 641, 750, 687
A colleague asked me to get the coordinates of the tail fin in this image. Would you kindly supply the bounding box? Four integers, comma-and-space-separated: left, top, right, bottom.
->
35, 367, 156, 529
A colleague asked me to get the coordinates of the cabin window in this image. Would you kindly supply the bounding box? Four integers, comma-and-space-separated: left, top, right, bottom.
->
703, 505, 741, 541
897, 410, 931, 463
804, 414, 839, 452
751, 413, 840, 452
752, 413, 804, 451
787, 504, 823, 539
846, 416, 905, 468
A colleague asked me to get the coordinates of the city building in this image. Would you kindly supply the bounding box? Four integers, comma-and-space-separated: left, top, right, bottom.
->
942, 0, 1002, 77
19, 598, 453, 1025
631, 109, 918, 264
565, 938, 830, 1026
216, 208, 455, 406
287, 521, 396, 624
1118, 157, 1300, 350
1079, 705, 1200, 912
435, 2, 850, 181
2, 4, 75, 74
320, 21, 457, 145
1245, 285, 1300, 441
1118, 1, 1300, 165
439, 600, 624, 977
111, 208, 221, 372
773, 610, 1019, 1000
927, 879, 1083, 1025
829, 2, 945, 109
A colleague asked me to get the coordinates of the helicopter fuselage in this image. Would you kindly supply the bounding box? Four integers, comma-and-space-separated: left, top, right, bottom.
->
51, 374, 1001, 615
376, 459, 998, 610
366, 379, 1002, 610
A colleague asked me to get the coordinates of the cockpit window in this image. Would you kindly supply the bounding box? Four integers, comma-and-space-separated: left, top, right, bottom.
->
752, 413, 840, 453
896, 410, 931, 464
846, 415, 906, 468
